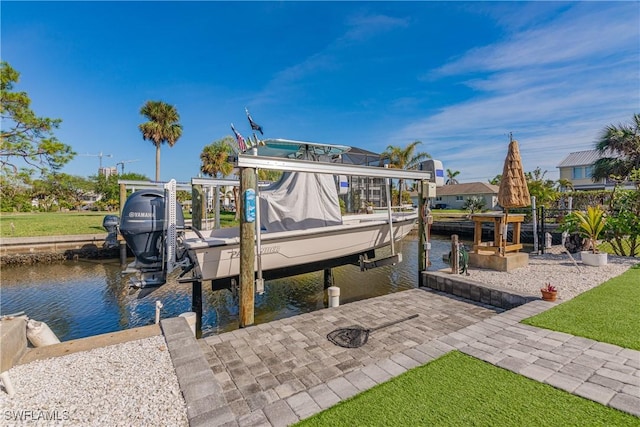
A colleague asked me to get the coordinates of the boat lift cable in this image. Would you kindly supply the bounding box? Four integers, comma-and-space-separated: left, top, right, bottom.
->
252, 146, 265, 294
384, 165, 395, 256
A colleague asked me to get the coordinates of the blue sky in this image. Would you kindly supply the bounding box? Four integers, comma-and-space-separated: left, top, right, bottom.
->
2, 1, 638, 183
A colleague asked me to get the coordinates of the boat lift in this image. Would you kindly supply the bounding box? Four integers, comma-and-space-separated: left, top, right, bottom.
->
118, 151, 436, 335
235, 151, 434, 327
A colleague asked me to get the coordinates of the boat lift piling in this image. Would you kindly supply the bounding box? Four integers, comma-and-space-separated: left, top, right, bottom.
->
418, 180, 436, 287
192, 280, 203, 338
239, 160, 257, 328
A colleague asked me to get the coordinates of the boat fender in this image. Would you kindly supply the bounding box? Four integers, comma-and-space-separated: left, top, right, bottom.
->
26, 319, 60, 347
244, 189, 256, 223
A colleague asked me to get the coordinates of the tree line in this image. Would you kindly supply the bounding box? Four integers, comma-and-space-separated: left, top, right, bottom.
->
1, 60, 637, 216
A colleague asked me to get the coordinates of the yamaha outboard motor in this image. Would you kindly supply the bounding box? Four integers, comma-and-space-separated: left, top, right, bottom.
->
120, 189, 185, 287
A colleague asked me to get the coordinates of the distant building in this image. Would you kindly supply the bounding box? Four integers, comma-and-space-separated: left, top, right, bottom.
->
408, 182, 500, 210
557, 149, 623, 190
99, 167, 118, 178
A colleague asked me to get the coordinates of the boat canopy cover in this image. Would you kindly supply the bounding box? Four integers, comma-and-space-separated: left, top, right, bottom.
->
259, 172, 342, 232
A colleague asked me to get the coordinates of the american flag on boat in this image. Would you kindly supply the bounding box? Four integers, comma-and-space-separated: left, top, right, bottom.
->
231, 123, 247, 152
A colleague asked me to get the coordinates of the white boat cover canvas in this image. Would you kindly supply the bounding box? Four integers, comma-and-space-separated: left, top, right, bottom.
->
259, 172, 343, 232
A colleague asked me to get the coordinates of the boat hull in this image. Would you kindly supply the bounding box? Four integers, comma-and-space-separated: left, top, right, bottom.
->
184, 214, 416, 283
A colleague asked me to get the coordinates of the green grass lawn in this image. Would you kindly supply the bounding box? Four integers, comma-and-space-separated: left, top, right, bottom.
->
522, 264, 640, 350
0, 211, 111, 237
0, 211, 239, 238
296, 351, 637, 426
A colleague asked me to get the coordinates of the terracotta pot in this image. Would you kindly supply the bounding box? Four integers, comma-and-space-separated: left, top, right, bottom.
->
541, 290, 557, 302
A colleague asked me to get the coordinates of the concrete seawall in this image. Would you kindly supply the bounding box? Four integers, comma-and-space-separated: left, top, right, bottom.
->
430, 220, 562, 244
0, 234, 108, 256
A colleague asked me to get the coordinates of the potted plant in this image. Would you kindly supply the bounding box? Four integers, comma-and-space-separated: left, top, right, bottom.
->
574, 205, 608, 266
540, 283, 558, 301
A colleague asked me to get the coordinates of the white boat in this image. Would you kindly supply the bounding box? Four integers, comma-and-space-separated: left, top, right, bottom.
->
182, 211, 417, 286
119, 138, 427, 288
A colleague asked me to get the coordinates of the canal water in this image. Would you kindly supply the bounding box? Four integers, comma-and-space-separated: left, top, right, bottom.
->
0, 235, 456, 342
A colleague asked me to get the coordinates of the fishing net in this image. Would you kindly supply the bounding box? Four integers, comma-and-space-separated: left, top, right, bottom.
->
327, 314, 418, 348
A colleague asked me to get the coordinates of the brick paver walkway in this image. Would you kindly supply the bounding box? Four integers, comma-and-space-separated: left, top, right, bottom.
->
161, 288, 640, 426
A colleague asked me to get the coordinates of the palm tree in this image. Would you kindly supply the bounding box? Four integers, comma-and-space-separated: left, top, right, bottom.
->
258, 169, 283, 182
556, 178, 574, 192
380, 141, 431, 205
525, 167, 557, 207
200, 137, 235, 178
446, 169, 460, 185
592, 114, 640, 182
200, 137, 240, 218
139, 101, 183, 181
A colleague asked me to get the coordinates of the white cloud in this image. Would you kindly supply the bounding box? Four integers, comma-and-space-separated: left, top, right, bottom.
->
390, 2, 639, 183
341, 13, 409, 43
434, 3, 638, 77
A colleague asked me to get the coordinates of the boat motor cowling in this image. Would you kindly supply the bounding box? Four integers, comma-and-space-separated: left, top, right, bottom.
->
102, 215, 120, 249
119, 189, 185, 267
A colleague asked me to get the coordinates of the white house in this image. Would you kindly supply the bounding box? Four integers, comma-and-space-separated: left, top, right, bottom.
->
557, 149, 626, 190
409, 182, 500, 210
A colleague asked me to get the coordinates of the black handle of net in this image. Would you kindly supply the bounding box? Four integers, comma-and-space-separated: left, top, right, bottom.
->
369, 313, 419, 332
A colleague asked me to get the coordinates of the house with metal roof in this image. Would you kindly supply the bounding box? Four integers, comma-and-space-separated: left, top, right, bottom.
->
409, 182, 500, 210
557, 149, 621, 190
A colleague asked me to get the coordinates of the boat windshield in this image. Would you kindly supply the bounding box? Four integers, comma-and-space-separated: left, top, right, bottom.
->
258, 139, 351, 160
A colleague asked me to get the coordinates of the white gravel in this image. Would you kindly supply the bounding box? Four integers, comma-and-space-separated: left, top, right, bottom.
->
0, 335, 187, 427
464, 252, 638, 301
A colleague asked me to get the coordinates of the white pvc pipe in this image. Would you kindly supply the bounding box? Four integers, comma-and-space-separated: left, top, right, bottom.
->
0, 372, 15, 396
155, 300, 163, 324
328, 286, 340, 308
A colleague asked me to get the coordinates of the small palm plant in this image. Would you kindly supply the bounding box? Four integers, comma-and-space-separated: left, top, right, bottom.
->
573, 205, 607, 253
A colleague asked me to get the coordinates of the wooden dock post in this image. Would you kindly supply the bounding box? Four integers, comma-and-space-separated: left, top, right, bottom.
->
418, 180, 434, 286
239, 166, 256, 328
451, 234, 459, 274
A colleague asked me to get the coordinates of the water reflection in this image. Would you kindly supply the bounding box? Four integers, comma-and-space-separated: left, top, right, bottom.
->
0, 235, 453, 341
